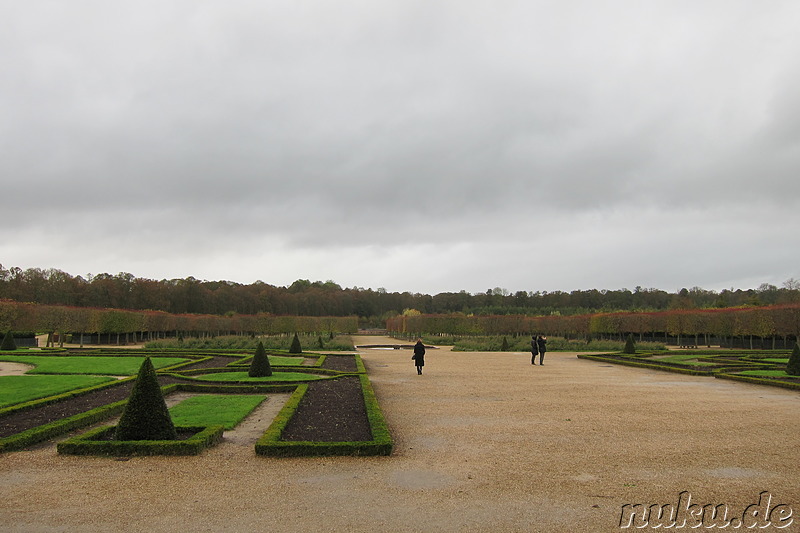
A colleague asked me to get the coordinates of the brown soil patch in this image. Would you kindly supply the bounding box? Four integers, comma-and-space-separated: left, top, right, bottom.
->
0, 362, 35, 376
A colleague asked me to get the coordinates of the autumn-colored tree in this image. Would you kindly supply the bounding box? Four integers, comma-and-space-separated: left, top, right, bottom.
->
115, 357, 177, 441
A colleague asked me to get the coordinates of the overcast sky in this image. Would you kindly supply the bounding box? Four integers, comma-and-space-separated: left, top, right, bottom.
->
2, 1, 799, 295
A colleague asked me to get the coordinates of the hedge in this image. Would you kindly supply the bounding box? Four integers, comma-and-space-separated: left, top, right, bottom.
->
715, 373, 800, 391
255, 373, 393, 457
577, 351, 800, 392
57, 425, 224, 456
2, 352, 389, 456
576, 354, 714, 376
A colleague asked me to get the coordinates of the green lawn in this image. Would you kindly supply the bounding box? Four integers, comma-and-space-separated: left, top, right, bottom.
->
0, 356, 190, 375
652, 353, 718, 366
0, 375, 117, 408
168, 394, 267, 429
738, 370, 794, 378
194, 371, 326, 382
237, 355, 308, 366
761, 358, 790, 364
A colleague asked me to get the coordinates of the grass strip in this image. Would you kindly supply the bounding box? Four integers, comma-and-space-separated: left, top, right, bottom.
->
0, 355, 190, 375
192, 371, 329, 382
0, 375, 117, 409
168, 394, 267, 429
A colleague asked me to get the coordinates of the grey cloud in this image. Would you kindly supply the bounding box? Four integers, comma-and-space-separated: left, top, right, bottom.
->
2, 1, 799, 293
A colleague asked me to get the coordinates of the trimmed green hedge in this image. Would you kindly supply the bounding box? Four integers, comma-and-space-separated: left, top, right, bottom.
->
578, 351, 800, 392
715, 373, 800, 391
2, 352, 390, 457
0, 377, 134, 418
0, 396, 131, 453
255, 370, 393, 457
576, 354, 714, 376
57, 425, 224, 456
0, 383, 303, 453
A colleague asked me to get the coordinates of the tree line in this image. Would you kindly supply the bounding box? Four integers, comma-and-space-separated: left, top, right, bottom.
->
0, 300, 357, 347
388, 305, 800, 349
2, 265, 799, 320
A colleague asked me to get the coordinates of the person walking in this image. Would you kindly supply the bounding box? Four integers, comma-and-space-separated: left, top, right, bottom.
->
536, 335, 547, 365
412, 338, 426, 375
530, 335, 539, 365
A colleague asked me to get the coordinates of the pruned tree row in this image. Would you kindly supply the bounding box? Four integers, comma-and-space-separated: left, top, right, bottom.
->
0, 300, 357, 347
387, 305, 800, 348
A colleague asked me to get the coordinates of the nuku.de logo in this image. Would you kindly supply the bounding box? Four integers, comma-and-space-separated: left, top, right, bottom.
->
619, 491, 793, 529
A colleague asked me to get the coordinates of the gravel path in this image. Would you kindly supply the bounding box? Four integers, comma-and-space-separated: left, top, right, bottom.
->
1, 336, 799, 532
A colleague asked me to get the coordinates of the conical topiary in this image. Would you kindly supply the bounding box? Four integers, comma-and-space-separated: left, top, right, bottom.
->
787, 343, 800, 376
289, 333, 302, 354
501, 336, 509, 351
1, 331, 17, 351
249, 341, 272, 377
318, 336, 324, 349
115, 357, 177, 441
623, 334, 636, 354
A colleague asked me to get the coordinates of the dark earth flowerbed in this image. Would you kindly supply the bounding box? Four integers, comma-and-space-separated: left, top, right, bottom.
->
0, 353, 369, 445
280, 377, 371, 442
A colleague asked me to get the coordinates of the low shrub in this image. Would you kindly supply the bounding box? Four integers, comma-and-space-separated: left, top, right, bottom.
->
255, 362, 392, 457
57, 425, 224, 456
289, 333, 302, 354
787, 343, 800, 376
248, 341, 272, 377
441, 335, 665, 352
144, 334, 355, 351
623, 334, 636, 354
1, 331, 17, 351
115, 357, 177, 441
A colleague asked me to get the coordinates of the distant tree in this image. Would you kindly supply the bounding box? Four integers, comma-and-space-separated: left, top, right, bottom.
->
115, 357, 177, 441
623, 333, 636, 354
289, 333, 302, 354
787, 343, 800, 376
1, 331, 16, 351
249, 341, 272, 377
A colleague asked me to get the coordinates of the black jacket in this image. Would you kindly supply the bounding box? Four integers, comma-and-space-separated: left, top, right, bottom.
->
413, 342, 426, 366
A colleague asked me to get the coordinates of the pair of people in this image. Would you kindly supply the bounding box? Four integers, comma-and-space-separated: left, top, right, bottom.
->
530, 335, 547, 365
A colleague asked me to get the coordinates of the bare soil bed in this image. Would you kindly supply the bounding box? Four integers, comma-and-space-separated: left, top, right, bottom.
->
2, 336, 799, 532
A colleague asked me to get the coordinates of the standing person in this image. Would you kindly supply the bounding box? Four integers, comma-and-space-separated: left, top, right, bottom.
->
530, 335, 539, 365
412, 338, 426, 375
536, 335, 547, 365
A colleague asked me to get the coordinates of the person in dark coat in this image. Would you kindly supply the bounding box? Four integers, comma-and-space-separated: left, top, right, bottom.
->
536, 335, 547, 365
530, 335, 539, 365
412, 339, 426, 375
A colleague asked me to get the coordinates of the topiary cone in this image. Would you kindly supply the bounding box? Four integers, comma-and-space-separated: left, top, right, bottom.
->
787, 343, 800, 376
289, 333, 302, 354
115, 357, 177, 441
1, 331, 17, 351
249, 341, 272, 377
623, 334, 636, 354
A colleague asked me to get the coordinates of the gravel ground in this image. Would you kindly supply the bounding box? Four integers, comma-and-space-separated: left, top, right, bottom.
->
1, 336, 799, 532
